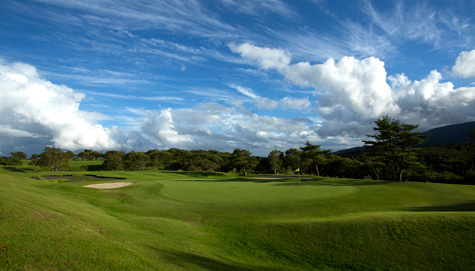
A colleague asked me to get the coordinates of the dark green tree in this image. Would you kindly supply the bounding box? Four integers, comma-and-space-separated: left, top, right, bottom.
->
203, 150, 227, 171
268, 149, 282, 174
324, 155, 364, 179
103, 151, 125, 170
65, 151, 77, 159
147, 150, 171, 170
124, 151, 149, 170
168, 148, 192, 170
189, 150, 222, 171
78, 149, 93, 160
231, 149, 257, 176
361, 153, 385, 180
299, 141, 331, 176
11, 152, 27, 160
39, 147, 70, 172
364, 116, 428, 182
282, 148, 302, 173
29, 154, 41, 172
91, 151, 103, 160
8, 152, 25, 166
0, 157, 9, 166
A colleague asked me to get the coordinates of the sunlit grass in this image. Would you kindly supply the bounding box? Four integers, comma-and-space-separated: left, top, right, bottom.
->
1, 161, 474, 270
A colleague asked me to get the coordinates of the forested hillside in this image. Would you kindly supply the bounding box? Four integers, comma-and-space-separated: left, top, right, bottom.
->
422, 121, 475, 146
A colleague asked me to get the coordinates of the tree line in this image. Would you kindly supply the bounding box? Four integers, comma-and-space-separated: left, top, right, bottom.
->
2, 116, 474, 184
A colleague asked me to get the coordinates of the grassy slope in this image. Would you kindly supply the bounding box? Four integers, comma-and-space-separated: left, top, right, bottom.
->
1, 162, 474, 270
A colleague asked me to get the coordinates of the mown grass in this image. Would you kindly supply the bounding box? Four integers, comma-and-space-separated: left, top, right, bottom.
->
1, 160, 474, 270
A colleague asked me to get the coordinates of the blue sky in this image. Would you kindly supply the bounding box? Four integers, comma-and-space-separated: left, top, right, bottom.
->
1, 0, 475, 156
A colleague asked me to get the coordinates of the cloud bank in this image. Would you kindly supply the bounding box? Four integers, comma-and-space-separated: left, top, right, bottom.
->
2, 47, 475, 156
231, 43, 475, 134
0, 60, 321, 155
0, 61, 152, 154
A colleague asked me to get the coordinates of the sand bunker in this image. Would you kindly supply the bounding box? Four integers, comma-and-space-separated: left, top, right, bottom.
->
84, 182, 134, 189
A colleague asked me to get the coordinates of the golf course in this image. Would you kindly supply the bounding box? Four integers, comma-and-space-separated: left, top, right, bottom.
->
1, 161, 474, 270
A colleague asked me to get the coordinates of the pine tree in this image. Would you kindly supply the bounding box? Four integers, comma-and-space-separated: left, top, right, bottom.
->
364, 116, 428, 181
299, 141, 331, 176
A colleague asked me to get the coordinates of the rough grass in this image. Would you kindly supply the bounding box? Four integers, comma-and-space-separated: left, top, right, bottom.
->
1, 161, 474, 270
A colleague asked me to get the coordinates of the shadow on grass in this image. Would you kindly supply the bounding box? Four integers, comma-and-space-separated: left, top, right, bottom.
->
272, 178, 390, 187
85, 164, 105, 171
157, 249, 282, 271
167, 172, 389, 187
168, 173, 311, 184
40, 174, 126, 182
406, 202, 475, 212
2, 166, 27, 173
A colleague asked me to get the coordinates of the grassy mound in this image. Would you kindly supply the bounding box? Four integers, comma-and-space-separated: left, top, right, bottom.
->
1, 165, 474, 270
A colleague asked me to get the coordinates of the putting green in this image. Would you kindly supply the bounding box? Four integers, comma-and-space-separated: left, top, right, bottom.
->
158, 179, 359, 205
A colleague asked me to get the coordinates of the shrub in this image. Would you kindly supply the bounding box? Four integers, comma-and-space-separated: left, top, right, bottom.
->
464, 170, 475, 184
419, 171, 464, 184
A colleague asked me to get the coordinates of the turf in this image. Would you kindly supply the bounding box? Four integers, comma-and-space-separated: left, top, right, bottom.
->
1, 161, 474, 270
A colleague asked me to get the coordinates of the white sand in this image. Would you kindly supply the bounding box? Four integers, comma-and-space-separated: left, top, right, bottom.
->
84, 182, 134, 189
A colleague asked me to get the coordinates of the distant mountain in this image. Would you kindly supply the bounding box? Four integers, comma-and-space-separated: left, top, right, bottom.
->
421, 121, 475, 146
334, 121, 475, 155
332, 146, 366, 155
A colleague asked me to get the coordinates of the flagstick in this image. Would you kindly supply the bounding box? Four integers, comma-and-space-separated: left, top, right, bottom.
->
295, 168, 301, 187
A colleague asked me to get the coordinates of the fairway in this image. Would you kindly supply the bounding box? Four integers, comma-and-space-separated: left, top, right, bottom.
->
1, 167, 475, 270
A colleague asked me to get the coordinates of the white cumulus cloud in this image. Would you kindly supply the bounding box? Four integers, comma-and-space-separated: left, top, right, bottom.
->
229, 43, 291, 70
391, 70, 475, 127
452, 50, 475, 78
141, 108, 194, 148
231, 43, 475, 136
288, 57, 399, 121
138, 105, 319, 155
0, 61, 155, 154
231, 43, 399, 121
